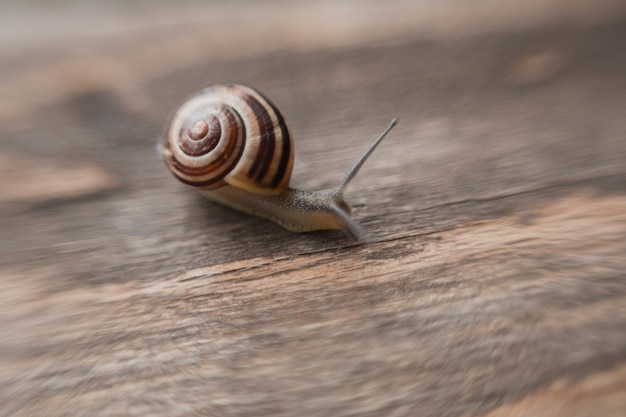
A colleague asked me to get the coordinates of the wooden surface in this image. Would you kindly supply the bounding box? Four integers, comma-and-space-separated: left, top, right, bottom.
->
1, 2, 626, 416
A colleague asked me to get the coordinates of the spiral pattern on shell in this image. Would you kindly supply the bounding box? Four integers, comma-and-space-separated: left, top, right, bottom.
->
162, 84, 294, 194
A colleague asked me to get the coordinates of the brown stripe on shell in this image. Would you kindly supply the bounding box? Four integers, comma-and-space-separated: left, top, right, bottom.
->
165, 106, 246, 189
256, 90, 292, 188
178, 114, 221, 157
234, 89, 276, 182
168, 155, 226, 188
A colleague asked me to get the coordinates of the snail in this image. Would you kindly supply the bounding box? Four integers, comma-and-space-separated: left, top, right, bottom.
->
161, 84, 397, 242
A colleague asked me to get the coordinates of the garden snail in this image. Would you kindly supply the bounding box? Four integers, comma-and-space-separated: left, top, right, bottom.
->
161, 84, 397, 242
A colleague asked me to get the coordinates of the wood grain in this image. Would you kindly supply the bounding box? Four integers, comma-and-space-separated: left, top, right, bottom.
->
1, 2, 625, 416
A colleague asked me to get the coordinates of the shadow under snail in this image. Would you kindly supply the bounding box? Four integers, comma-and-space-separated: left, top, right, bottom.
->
161, 84, 397, 242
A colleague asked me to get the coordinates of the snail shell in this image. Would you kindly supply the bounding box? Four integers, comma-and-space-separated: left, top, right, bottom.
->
161, 84, 397, 242
162, 84, 293, 194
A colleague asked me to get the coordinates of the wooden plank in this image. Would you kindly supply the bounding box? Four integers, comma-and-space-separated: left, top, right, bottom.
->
1, 3, 625, 416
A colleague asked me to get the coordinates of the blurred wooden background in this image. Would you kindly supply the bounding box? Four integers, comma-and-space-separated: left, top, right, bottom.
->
1, 1, 625, 416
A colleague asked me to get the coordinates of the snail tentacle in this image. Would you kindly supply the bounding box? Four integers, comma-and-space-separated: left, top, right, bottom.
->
332, 117, 398, 198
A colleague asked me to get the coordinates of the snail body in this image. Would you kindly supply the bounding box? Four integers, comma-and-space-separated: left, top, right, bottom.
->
161, 84, 397, 242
